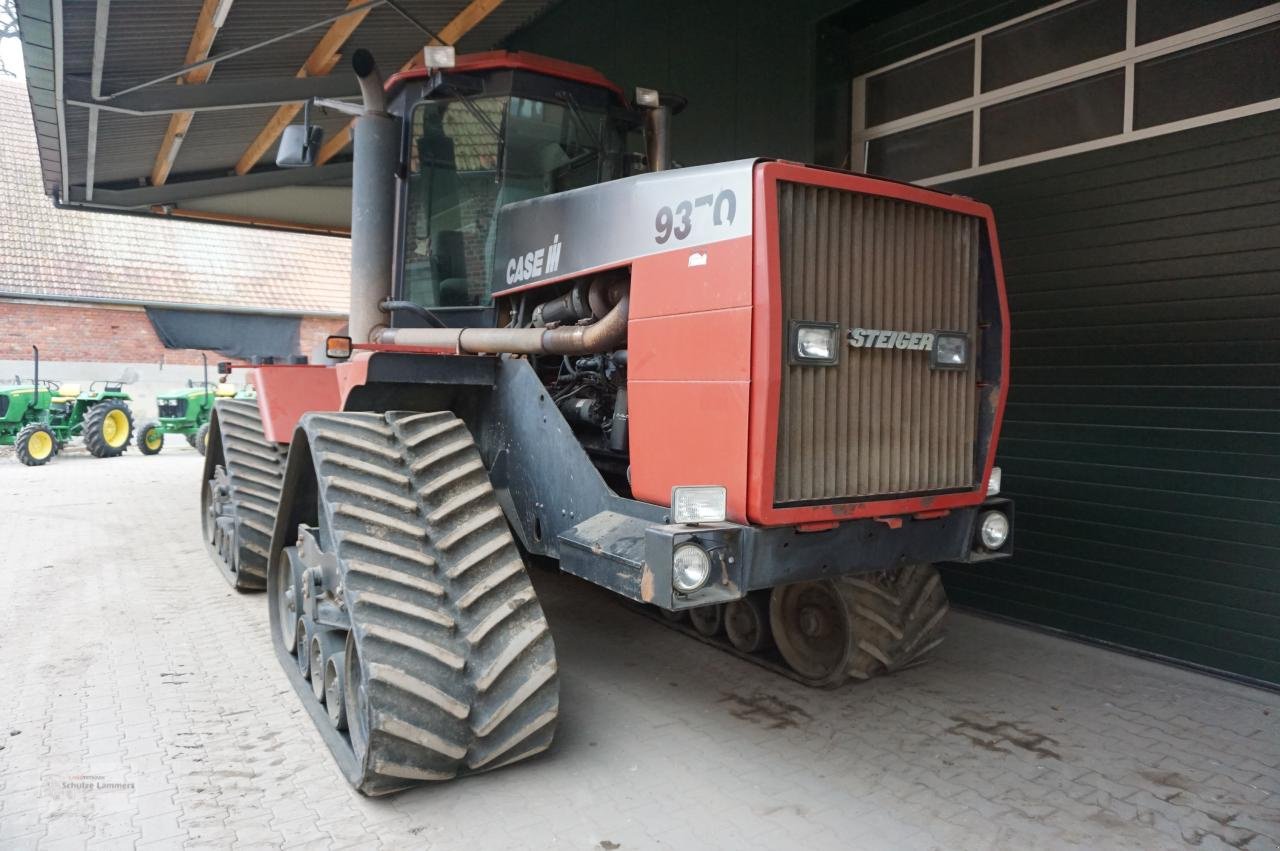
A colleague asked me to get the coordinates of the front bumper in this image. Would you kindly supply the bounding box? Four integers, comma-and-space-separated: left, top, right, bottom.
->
557, 498, 1013, 610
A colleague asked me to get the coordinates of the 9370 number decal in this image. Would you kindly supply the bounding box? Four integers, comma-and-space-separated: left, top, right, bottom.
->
654, 189, 737, 244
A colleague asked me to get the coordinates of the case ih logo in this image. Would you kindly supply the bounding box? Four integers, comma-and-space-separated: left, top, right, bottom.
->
848, 328, 936, 351
506, 235, 564, 285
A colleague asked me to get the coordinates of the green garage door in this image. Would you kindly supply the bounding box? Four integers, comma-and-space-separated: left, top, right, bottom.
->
939, 111, 1280, 686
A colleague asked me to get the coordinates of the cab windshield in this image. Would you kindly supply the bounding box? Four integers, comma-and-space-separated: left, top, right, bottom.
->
403, 94, 627, 309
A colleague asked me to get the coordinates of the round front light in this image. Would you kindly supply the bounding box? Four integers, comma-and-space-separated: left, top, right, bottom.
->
978, 511, 1009, 550
672, 544, 711, 593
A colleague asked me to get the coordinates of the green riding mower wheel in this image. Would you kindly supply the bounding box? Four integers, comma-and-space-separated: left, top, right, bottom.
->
15, 423, 57, 467
195, 422, 211, 456
83, 400, 134, 458
137, 421, 164, 455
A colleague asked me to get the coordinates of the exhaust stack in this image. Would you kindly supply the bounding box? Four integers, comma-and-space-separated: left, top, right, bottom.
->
635, 87, 685, 172
348, 49, 400, 344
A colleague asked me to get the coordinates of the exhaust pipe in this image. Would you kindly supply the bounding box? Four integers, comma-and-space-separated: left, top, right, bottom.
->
645, 103, 670, 172
376, 278, 630, 356
635, 87, 684, 172
348, 49, 400, 344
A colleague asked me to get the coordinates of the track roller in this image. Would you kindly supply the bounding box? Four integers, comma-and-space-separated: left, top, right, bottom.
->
325, 652, 348, 730
688, 604, 724, 637
725, 592, 773, 653
297, 618, 314, 679
267, 410, 559, 795
201, 399, 287, 591
310, 629, 345, 702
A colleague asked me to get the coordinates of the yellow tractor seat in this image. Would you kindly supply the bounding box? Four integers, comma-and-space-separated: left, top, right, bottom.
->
214, 382, 237, 397
51, 383, 81, 403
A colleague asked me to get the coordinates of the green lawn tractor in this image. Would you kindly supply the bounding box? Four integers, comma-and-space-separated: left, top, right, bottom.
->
136, 356, 257, 456
1, 346, 136, 466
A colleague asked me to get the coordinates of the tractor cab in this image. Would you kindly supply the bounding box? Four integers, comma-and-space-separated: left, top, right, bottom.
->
384, 54, 639, 328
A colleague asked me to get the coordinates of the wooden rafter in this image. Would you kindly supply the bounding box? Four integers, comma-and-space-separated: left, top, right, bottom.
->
150, 0, 231, 187
232, 0, 372, 176
315, 0, 506, 166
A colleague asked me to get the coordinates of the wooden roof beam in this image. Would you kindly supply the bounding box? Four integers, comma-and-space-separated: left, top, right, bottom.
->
315, 0, 506, 166
233, 0, 372, 176
150, 0, 232, 187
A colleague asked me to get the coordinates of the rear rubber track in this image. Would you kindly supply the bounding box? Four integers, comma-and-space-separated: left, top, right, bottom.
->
204, 399, 288, 590
275, 410, 559, 795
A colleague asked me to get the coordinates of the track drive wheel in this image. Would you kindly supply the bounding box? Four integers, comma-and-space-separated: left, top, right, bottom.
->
769, 565, 949, 686
195, 422, 211, 456
83, 400, 133, 458
201, 399, 287, 591
15, 423, 57, 467
268, 411, 559, 796
137, 421, 164, 455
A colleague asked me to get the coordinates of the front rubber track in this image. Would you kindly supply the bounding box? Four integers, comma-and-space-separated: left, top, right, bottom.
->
639, 564, 949, 687
203, 399, 288, 591
271, 411, 559, 796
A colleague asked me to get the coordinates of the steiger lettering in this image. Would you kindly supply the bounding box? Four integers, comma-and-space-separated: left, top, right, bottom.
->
848, 328, 936, 350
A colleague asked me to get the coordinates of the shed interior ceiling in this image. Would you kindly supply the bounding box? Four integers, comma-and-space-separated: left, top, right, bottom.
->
16, 0, 560, 231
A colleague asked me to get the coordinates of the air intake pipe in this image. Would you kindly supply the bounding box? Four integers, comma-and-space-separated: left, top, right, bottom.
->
375, 277, 629, 356
348, 49, 399, 344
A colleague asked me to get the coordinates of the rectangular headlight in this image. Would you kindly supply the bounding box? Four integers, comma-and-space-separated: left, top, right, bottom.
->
788, 320, 839, 366
987, 466, 1001, 496
671, 486, 727, 524
423, 45, 456, 68
930, 331, 969, 370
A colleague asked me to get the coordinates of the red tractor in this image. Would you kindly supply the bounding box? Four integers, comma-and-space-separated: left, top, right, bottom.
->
201, 48, 1012, 795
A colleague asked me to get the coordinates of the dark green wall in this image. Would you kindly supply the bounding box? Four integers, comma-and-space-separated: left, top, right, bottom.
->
504, 0, 853, 166
940, 111, 1280, 687
505, 0, 1041, 167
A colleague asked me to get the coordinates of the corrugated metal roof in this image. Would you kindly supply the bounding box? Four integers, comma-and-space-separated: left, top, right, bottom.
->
0, 78, 352, 314
13, 0, 562, 228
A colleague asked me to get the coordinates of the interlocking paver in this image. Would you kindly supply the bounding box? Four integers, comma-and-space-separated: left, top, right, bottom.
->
2, 450, 1279, 849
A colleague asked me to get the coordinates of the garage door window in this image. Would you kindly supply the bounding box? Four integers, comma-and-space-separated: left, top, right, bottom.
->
853, 0, 1280, 184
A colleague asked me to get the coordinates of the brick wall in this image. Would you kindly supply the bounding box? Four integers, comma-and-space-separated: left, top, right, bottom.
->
0, 301, 345, 365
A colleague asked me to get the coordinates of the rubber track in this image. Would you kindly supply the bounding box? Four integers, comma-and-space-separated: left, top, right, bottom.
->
304, 411, 558, 795
634, 564, 948, 687
214, 399, 287, 590
836, 564, 949, 680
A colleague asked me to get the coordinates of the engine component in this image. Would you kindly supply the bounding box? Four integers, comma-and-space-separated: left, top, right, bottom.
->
532, 281, 592, 327
377, 277, 629, 356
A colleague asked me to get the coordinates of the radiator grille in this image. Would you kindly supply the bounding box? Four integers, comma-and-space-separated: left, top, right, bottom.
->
774, 181, 980, 505
158, 398, 188, 419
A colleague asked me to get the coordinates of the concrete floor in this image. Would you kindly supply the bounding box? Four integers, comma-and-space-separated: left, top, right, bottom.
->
1, 447, 1277, 850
